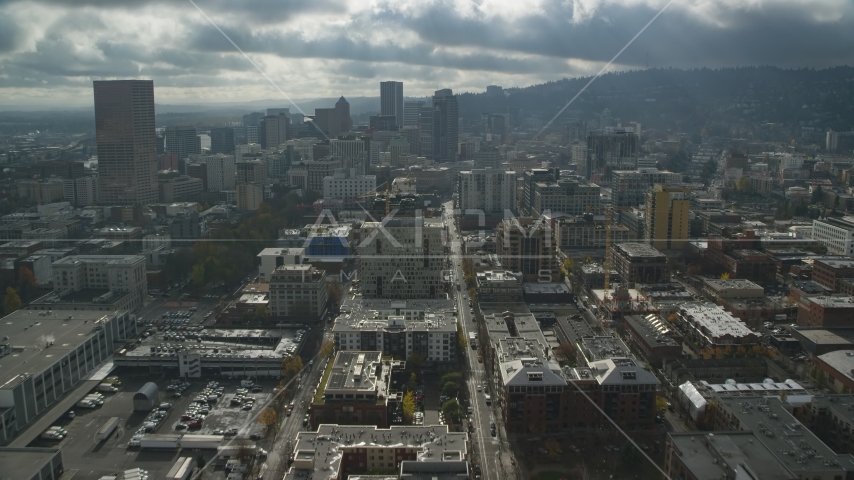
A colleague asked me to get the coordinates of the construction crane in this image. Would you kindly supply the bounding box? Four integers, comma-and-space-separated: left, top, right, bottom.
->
355, 178, 406, 218
585, 205, 631, 302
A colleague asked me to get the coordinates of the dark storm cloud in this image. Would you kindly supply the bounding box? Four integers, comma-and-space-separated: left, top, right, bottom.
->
2, 0, 854, 103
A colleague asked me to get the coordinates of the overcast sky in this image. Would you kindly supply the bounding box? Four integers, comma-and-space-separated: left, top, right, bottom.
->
1, 0, 853, 108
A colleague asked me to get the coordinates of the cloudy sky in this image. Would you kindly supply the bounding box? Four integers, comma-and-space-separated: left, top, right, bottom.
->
1, 0, 853, 107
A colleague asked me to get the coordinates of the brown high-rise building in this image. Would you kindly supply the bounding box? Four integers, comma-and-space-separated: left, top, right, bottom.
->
94, 80, 158, 205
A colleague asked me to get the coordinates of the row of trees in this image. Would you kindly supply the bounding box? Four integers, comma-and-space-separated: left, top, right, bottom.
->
698, 344, 774, 360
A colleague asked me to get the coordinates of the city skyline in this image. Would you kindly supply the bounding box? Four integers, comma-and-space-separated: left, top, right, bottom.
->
2, 0, 854, 106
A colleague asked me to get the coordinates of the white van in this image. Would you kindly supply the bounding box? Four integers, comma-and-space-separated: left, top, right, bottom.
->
240, 379, 254, 388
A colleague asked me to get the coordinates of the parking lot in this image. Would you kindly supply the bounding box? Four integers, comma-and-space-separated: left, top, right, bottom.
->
28, 374, 275, 480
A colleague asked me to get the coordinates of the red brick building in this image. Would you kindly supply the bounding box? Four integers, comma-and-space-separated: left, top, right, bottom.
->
707, 233, 776, 283
812, 257, 854, 292
797, 294, 854, 327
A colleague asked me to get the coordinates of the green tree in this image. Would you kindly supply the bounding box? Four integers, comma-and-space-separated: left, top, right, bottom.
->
17, 266, 38, 302
4, 287, 21, 314
736, 176, 751, 193
402, 391, 416, 424
441, 381, 460, 398
440, 399, 464, 425
196, 455, 205, 470
812, 185, 824, 204
191, 264, 206, 286
255, 304, 269, 319
407, 353, 424, 373
405, 372, 418, 393
456, 322, 468, 352
621, 443, 642, 468
655, 395, 668, 414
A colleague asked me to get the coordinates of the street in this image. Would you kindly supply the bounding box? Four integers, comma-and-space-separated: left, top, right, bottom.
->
444, 201, 518, 480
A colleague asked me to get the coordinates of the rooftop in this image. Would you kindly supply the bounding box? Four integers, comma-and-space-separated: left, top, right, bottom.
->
496, 336, 564, 387
285, 424, 467, 480
623, 314, 680, 348
614, 243, 666, 259
323, 351, 389, 396
257, 247, 305, 257
0, 448, 61, 480
817, 350, 854, 383
680, 303, 755, 339
804, 295, 854, 308
716, 396, 854, 474
123, 328, 301, 360
0, 310, 123, 388
703, 278, 763, 291
669, 432, 792, 480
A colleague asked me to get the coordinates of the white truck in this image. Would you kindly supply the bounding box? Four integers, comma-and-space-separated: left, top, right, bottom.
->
75, 400, 97, 409
139, 434, 182, 449
240, 379, 254, 388
98, 383, 119, 393
165, 457, 194, 480
95, 417, 119, 442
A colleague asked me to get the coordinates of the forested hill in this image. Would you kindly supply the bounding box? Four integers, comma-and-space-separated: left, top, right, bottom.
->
457, 66, 854, 135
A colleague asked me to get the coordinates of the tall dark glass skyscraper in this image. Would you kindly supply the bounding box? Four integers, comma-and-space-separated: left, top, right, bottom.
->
380, 81, 404, 127
93, 80, 158, 205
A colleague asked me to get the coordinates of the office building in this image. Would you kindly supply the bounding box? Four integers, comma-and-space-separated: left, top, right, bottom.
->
235, 159, 267, 184
522, 168, 560, 211
330, 138, 366, 162
0, 310, 136, 444
827, 130, 839, 152
268, 264, 327, 320
50, 254, 147, 310
17, 178, 65, 204
646, 184, 690, 250
585, 128, 638, 179
676, 303, 759, 347
332, 299, 458, 365
813, 216, 854, 255
612, 168, 683, 207
256, 247, 304, 281
555, 214, 630, 250
164, 126, 201, 161
813, 257, 854, 292
481, 113, 506, 142
369, 115, 397, 131
93, 80, 158, 205
612, 243, 669, 284
458, 168, 516, 215
62, 175, 99, 206
431, 89, 458, 162
473, 148, 502, 169
308, 351, 397, 427
236, 183, 263, 211
209, 127, 235, 154
495, 217, 559, 282
403, 100, 424, 127
380, 81, 404, 127
286, 424, 466, 480
260, 114, 287, 149
201, 153, 236, 192
322, 168, 376, 205
357, 218, 444, 299
531, 177, 601, 216
157, 174, 203, 202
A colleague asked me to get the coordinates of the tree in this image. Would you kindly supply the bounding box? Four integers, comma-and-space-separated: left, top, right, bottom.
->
553, 342, 575, 361
258, 407, 278, 431
441, 381, 460, 398
780, 389, 788, 403
407, 353, 424, 373
326, 282, 344, 309
667, 313, 678, 323
440, 399, 464, 425
281, 355, 304, 381
812, 185, 824, 204
736, 346, 747, 357
191, 264, 206, 286
17, 266, 37, 302
720, 272, 730, 280
255, 304, 269, 319
736, 175, 751, 193
405, 372, 417, 393
196, 455, 205, 470
655, 395, 668, 414
545, 438, 562, 459
319, 340, 335, 359
402, 391, 416, 424
456, 322, 468, 352
620, 443, 642, 468
4, 287, 21, 314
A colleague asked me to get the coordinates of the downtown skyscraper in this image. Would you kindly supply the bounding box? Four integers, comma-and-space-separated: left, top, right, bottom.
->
93, 80, 158, 205
432, 88, 458, 162
380, 81, 404, 128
